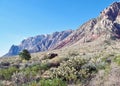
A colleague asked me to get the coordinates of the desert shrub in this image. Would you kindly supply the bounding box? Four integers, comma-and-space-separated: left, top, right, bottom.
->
91, 55, 110, 71
19, 49, 31, 60
28, 81, 37, 86
21, 78, 67, 86
39, 63, 49, 70
91, 55, 112, 76
12, 63, 49, 85
68, 50, 79, 57
22, 81, 37, 86
114, 55, 120, 65
104, 40, 111, 45
12, 71, 36, 85
50, 56, 97, 84
25, 63, 49, 71
39, 78, 67, 86
0, 66, 18, 80
42, 54, 49, 60
110, 35, 116, 40
25, 61, 49, 71
96, 62, 106, 70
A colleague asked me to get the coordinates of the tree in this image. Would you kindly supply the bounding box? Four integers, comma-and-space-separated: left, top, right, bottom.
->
19, 49, 31, 60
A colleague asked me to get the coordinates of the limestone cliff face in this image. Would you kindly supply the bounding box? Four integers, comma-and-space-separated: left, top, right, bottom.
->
4, 30, 73, 56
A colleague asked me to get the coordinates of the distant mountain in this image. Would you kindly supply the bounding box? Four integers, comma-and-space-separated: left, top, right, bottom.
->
5, 2, 120, 57
54, 2, 120, 49
4, 30, 73, 56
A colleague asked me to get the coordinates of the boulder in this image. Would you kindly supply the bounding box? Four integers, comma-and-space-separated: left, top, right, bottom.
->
47, 53, 58, 59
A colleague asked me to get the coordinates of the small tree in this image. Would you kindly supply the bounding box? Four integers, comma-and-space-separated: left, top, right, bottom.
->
19, 49, 31, 60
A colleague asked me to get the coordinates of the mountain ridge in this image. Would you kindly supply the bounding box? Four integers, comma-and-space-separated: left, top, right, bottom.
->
54, 1, 120, 49
4, 1, 120, 57
4, 30, 73, 56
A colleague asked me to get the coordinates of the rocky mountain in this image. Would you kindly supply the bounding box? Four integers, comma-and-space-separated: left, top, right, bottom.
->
54, 2, 120, 49
4, 30, 73, 56
5, 2, 120, 57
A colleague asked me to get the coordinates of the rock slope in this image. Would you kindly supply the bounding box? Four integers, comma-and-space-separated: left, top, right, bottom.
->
54, 2, 120, 49
5, 30, 73, 56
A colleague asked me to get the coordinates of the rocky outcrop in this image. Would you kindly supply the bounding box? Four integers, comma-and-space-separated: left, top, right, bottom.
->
100, 2, 120, 21
4, 30, 73, 56
5, 45, 19, 56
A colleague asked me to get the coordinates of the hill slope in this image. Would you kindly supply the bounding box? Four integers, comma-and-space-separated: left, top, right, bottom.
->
1, 2, 120, 86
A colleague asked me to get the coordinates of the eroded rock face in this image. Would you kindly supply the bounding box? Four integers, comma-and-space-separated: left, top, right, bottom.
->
4, 30, 73, 56
100, 2, 120, 21
53, 2, 120, 49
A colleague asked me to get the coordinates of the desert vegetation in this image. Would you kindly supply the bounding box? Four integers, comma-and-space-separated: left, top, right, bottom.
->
19, 49, 31, 61
0, 48, 118, 86
1, 1, 120, 86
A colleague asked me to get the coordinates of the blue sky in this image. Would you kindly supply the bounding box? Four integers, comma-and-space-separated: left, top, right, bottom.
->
0, 0, 118, 56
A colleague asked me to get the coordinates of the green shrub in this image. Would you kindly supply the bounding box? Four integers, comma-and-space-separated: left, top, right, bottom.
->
39, 78, 67, 86
12, 71, 36, 85
114, 55, 120, 65
21, 78, 67, 86
0, 66, 18, 80
12, 63, 49, 85
39, 63, 49, 70
22, 63, 49, 76
19, 49, 31, 60
22, 81, 37, 86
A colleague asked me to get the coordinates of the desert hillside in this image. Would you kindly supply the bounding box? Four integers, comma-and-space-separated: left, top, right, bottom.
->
1, 1, 120, 86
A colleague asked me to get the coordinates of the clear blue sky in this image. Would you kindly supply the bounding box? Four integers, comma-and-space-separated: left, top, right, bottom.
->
0, 0, 118, 56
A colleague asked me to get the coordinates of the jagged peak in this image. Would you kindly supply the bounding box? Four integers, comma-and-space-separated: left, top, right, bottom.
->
100, 2, 120, 21
110, 2, 120, 7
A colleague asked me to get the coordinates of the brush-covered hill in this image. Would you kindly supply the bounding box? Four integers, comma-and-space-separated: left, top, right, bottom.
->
1, 1, 120, 86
